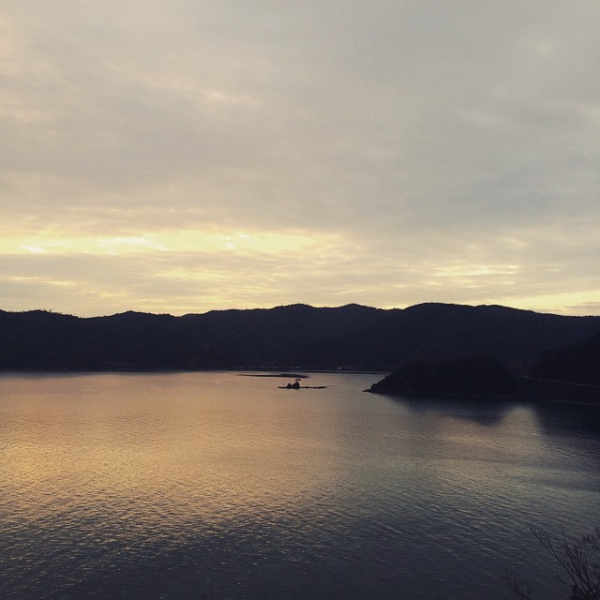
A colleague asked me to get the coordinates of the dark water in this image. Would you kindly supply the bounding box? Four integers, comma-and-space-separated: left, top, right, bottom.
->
1, 372, 599, 600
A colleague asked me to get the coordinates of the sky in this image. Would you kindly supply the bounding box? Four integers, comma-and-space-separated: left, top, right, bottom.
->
1, 1, 599, 317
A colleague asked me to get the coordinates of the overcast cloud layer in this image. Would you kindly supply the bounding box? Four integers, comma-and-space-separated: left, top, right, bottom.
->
1, 1, 599, 316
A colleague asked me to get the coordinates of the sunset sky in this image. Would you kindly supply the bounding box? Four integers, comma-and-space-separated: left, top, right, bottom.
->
2, 1, 599, 317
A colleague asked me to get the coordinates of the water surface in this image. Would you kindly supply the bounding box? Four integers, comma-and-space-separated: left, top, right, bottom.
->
1, 372, 599, 600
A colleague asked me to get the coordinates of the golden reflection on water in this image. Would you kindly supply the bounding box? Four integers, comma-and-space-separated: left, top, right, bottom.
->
2, 372, 600, 600
1, 373, 354, 533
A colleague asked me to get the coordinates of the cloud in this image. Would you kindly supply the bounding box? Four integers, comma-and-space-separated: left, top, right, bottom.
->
1, 1, 599, 315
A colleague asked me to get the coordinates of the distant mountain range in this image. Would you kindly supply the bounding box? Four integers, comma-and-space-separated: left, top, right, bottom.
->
1, 303, 600, 374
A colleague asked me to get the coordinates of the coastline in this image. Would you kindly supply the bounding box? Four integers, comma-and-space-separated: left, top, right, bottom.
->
366, 376, 600, 406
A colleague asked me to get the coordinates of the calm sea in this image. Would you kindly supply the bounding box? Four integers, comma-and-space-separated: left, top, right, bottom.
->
1, 371, 599, 600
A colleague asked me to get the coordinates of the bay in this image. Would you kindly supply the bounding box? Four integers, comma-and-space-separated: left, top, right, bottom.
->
1, 371, 599, 600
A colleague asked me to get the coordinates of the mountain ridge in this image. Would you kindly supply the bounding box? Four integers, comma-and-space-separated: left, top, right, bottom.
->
1, 303, 599, 372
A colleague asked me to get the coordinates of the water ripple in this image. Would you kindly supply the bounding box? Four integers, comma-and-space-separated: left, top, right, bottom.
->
1, 372, 599, 600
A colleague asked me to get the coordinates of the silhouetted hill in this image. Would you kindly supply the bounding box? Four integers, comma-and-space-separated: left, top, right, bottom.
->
530, 332, 600, 386
292, 303, 600, 372
1, 303, 599, 372
368, 356, 517, 398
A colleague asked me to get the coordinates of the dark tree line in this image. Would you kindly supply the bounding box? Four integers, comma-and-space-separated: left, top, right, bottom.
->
531, 333, 600, 387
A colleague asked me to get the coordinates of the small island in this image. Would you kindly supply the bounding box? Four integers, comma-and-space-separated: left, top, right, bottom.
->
367, 356, 517, 399
367, 344, 600, 405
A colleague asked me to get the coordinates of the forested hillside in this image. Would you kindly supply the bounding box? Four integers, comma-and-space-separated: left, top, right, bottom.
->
1, 303, 599, 372
530, 332, 600, 386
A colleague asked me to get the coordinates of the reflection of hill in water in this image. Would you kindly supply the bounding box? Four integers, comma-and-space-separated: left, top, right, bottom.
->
385, 395, 513, 426
525, 404, 600, 491
533, 403, 600, 440
392, 395, 600, 435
